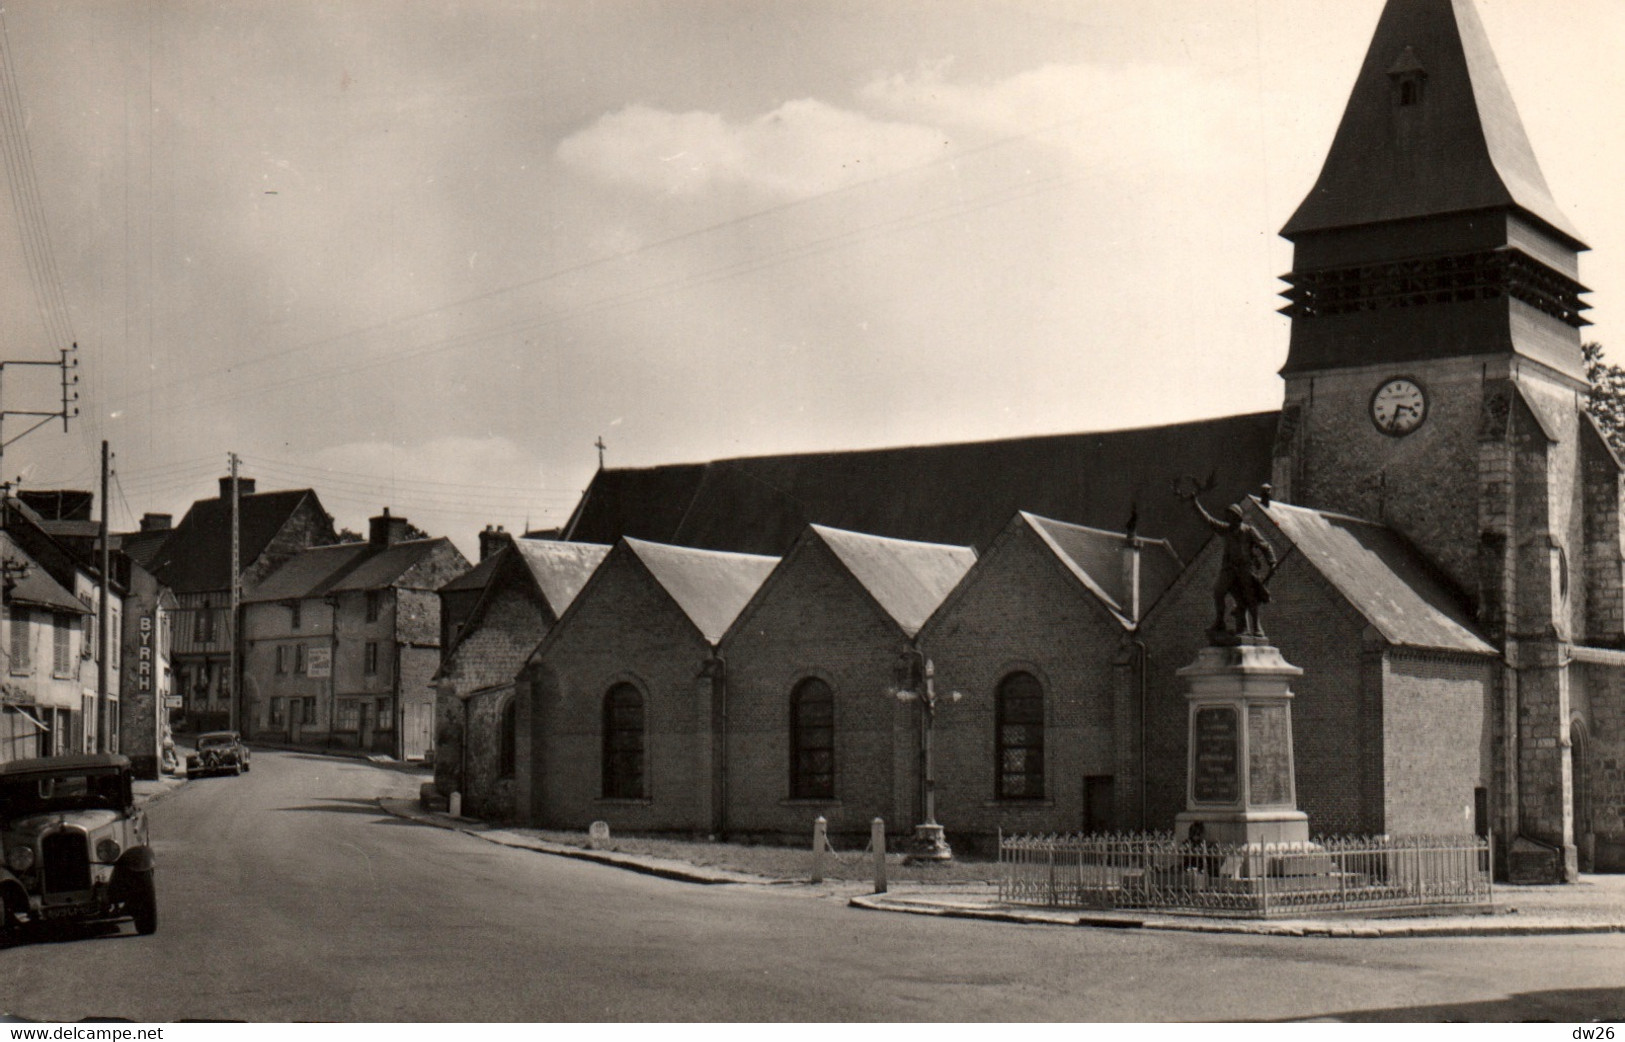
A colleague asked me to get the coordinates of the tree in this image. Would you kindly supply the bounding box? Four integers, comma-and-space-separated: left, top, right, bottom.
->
1584, 342, 1625, 456
336, 520, 432, 543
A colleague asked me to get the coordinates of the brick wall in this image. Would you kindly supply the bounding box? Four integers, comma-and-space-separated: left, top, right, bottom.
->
529, 550, 712, 833
921, 518, 1127, 839
1381, 649, 1494, 834
722, 537, 912, 842
1141, 538, 1381, 835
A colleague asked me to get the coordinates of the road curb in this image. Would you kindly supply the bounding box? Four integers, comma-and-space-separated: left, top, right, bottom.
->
376, 797, 773, 886
848, 894, 1625, 937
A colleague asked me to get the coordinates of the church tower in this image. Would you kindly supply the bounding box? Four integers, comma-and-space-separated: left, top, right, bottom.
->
1270, 0, 1618, 878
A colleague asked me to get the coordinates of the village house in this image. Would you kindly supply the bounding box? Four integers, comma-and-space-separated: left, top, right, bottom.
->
433, 536, 608, 820
241, 511, 468, 760
143, 477, 337, 733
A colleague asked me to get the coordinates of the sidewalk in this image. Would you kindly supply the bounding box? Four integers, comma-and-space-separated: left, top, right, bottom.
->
381, 797, 1625, 938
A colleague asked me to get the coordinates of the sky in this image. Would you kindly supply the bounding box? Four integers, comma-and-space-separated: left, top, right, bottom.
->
0, 0, 1621, 558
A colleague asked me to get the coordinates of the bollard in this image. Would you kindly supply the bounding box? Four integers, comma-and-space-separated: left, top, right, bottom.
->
811, 816, 828, 884
449, 791, 462, 818
872, 817, 887, 894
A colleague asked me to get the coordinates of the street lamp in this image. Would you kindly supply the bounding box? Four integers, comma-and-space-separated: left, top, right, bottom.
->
893, 652, 961, 863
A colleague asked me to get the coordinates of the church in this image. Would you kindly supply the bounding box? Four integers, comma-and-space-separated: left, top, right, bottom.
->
497, 0, 1618, 882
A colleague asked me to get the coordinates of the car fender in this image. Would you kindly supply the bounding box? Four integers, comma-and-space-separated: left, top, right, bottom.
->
114, 846, 155, 874
0, 870, 28, 918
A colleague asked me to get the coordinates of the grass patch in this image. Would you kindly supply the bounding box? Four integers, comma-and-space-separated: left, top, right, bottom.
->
515, 827, 1001, 884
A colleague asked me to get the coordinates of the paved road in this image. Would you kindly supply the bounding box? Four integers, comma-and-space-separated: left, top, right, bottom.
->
3, 750, 1623, 1022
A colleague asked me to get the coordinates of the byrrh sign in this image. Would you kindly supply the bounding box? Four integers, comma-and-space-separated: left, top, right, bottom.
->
138, 615, 155, 694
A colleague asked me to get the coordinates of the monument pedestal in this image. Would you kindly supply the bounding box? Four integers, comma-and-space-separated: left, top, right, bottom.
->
1174, 643, 1310, 855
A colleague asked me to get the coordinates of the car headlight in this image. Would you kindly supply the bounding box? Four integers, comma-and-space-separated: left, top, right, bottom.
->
96, 838, 121, 862
8, 845, 34, 872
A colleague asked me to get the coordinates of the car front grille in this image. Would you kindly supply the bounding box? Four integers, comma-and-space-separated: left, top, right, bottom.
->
41, 828, 91, 894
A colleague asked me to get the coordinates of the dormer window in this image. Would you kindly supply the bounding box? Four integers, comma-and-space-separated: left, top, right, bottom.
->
1387, 46, 1427, 108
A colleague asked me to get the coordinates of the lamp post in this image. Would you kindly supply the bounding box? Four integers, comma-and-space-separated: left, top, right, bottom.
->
894, 652, 960, 863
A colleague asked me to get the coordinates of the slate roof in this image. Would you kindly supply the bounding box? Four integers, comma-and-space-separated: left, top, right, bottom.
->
624, 538, 778, 645
563, 412, 1279, 563
1021, 512, 1182, 624
245, 538, 455, 602
1259, 501, 1494, 655
1282, 0, 1583, 248
810, 525, 976, 638
514, 540, 612, 618
440, 553, 503, 595
149, 489, 328, 593
114, 528, 171, 571
5, 542, 90, 615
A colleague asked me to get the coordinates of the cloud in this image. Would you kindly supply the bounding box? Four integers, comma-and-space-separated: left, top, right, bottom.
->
556, 98, 949, 199
860, 60, 1252, 171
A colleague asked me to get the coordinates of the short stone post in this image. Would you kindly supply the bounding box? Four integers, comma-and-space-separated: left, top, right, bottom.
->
811, 816, 828, 884
872, 818, 887, 894
449, 792, 462, 818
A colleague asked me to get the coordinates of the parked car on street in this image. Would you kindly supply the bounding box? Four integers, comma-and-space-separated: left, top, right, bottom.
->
187, 731, 251, 777
0, 753, 157, 940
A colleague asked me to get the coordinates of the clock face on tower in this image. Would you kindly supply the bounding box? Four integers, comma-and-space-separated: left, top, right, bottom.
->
1370, 377, 1427, 436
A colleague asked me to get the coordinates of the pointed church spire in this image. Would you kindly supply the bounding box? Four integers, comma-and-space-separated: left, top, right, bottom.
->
1283, 0, 1582, 249
1278, 0, 1589, 381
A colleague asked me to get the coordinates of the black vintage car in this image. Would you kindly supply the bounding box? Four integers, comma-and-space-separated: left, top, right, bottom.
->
186, 731, 251, 777
0, 753, 157, 939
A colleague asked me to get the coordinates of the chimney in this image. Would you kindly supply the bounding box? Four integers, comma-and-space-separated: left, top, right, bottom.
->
218, 476, 257, 499
140, 513, 173, 532
369, 508, 411, 547
479, 524, 511, 561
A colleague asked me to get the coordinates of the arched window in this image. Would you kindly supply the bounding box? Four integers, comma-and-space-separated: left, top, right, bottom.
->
602, 683, 645, 799
789, 678, 834, 799
996, 672, 1044, 800
498, 698, 517, 780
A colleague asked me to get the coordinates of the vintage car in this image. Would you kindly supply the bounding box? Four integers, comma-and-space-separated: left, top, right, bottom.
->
186, 731, 251, 777
0, 753, 156, 939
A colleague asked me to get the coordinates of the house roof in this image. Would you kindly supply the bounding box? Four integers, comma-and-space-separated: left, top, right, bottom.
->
624, 538, 778, 645
114, 528, 171, 571
563, 412, 1279, 563
1021, 512, 1182, 624
440, 553, 503, 595
4, 541, 90, 615
149, 489, 328, 593
1259, 500, 1494, 655
1282, 0, 1583, 248
245, 538, 456, 602
513, 540, 613, 618
810, 525, 975, 638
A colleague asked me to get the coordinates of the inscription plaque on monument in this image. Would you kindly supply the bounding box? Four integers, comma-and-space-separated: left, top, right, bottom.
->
1193, 706, 1239, 803
1248, 702, 1292, 806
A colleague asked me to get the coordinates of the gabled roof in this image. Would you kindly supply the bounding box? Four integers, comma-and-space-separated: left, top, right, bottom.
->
114, 528, 171, 571
4, 540, 90, 615
245, 538, 457, 603
1021, 512, 1182, 625
810, 525, 976, 638
563, 412, 1279, 563
1282, 0, 1583, 248
440, 553, 503, 595
513, 540, 612, 618
624, 538, 778, 645
1259, 500, 1493, 655
149, 489, 330, 593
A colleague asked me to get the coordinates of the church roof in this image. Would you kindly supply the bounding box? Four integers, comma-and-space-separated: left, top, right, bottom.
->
1282, 0, 1584, 249
624, 538, 778, 645
809, 525, 976, 638
564, 412, 1279, 564
513, 540, 613, 619
1259, 501, 1494, 655
1022, 513, 1182, 625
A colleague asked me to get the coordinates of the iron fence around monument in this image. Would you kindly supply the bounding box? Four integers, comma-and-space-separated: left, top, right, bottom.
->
998, 831, 1492, 917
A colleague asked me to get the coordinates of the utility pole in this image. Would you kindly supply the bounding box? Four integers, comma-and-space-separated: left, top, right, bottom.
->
97, 441, 110, 752
228, 452, 241, 733
0, 344, 79, 480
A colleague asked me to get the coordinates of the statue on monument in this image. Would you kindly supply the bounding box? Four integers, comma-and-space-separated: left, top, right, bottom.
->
1174, 475, 1277, 641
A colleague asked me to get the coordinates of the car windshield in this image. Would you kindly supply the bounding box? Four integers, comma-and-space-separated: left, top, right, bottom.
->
198, 735, 236, 749
0, 770, 126, 817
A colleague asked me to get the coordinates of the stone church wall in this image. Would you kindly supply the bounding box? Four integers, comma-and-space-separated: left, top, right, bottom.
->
1381, 650, 1495, 835
722, 539, 914, 842
922, 521, 1125, 838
